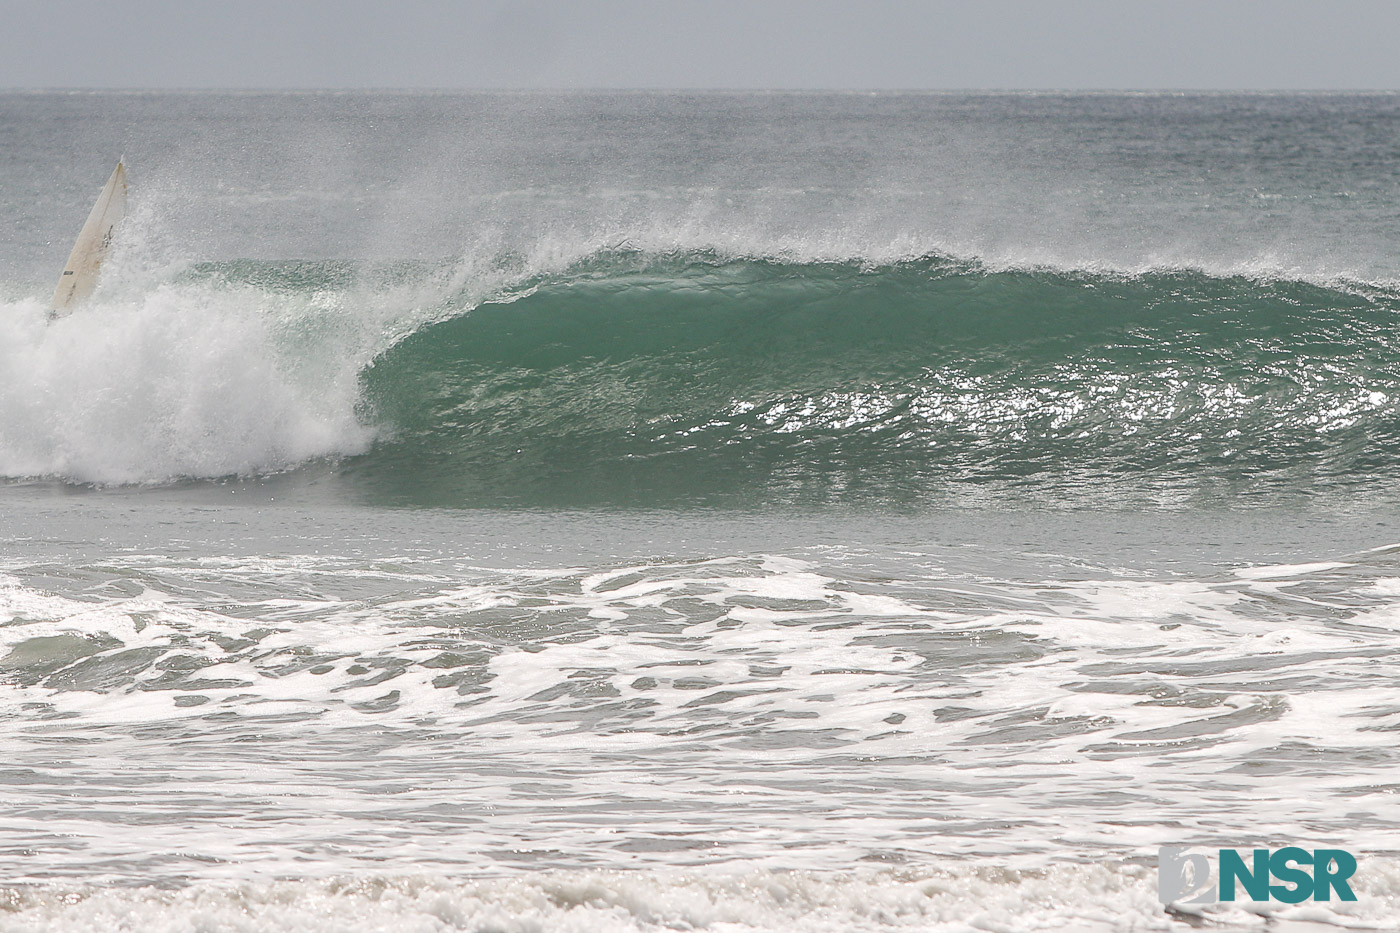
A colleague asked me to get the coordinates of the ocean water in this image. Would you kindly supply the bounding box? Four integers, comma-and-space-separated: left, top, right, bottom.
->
2, 90, 1400, 931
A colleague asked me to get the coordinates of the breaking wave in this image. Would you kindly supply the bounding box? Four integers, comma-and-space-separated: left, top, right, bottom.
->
6, 249, 1400, 507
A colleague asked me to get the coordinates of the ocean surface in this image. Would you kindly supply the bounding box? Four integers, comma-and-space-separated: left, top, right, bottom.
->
2, 90, 1400, 931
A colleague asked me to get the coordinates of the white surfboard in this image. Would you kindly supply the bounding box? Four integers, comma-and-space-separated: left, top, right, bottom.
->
50, 162, 127, 318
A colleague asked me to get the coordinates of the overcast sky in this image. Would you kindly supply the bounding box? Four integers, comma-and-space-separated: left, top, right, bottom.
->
3, 0, 1399, 90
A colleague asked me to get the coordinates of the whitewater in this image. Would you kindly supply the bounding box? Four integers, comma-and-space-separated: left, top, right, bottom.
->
2, 91, 1400, 931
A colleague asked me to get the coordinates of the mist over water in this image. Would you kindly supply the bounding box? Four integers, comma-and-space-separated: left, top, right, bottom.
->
3, 92, 1400, 932
4, 93, 1399, 283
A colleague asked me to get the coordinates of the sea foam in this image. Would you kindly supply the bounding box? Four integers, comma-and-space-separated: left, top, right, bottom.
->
0, 283, 373, 483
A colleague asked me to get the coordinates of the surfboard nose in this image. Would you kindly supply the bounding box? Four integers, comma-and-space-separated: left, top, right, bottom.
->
48, 162, 128, 318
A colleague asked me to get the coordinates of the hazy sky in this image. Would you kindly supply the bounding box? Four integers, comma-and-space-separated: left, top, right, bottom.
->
3, 0, 1399, 90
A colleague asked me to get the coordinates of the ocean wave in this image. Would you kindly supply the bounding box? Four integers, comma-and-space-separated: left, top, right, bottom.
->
6, 248, 1400, 506
352, 250, 1400, 508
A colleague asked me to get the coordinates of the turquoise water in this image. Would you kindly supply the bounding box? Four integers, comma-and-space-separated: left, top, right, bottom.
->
1, 91, 1399, 931
357, 254, 1400, 508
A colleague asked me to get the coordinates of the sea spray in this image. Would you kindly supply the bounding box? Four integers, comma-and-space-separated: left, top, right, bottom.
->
0, 282, 373, 483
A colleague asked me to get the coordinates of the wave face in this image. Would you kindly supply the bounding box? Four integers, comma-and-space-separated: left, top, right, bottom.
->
350, 251, 1400, 508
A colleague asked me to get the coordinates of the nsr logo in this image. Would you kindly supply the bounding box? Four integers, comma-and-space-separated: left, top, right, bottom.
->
1158, 847, 1358, 904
